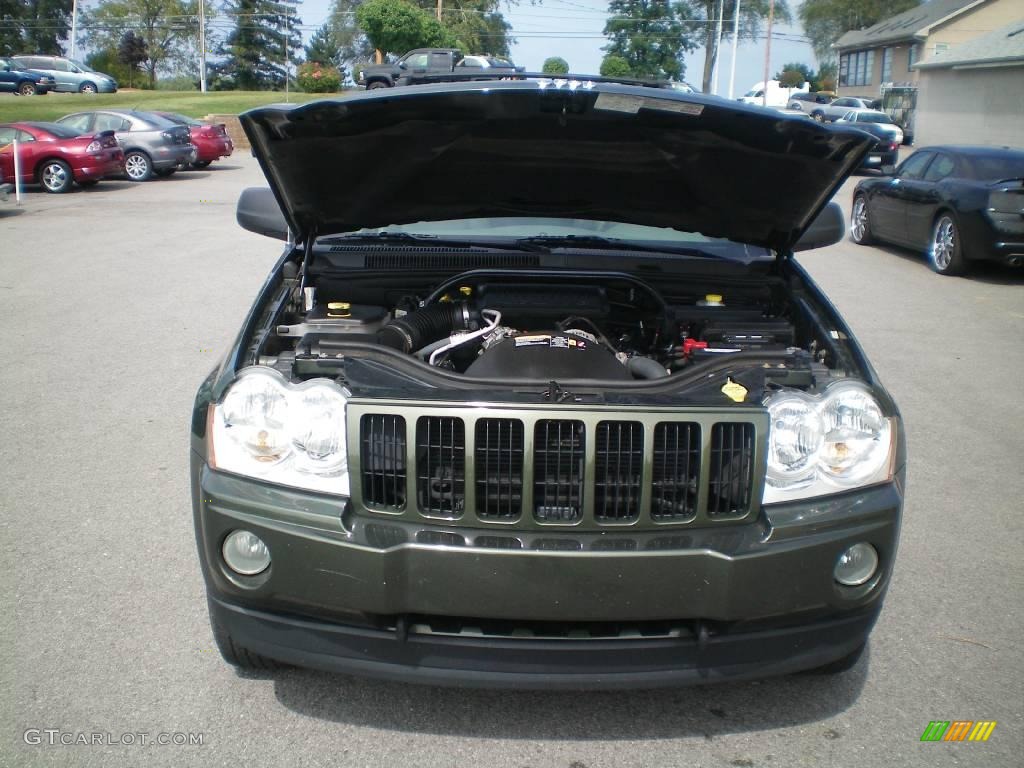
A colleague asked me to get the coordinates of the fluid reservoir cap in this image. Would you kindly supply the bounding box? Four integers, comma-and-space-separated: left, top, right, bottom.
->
459, 286, 473, 296
326, 301, 352, 317
705, 294, 723, 304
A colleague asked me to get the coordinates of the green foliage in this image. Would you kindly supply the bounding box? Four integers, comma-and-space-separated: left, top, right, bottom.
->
603, 0, 699, 80
117, 30, 148, 88
328, 0, 376, 77
800, 0, 921, 63
84, 49, 136, 88
0, 0, 71, 56
356, 0, 456, 57
599, 54, 632, 78
83, 0, 197, 88
305, 23, 343, 71
410, 0, 512, 58
817, 62, 837, 92
155, 75, 199, 91
296, 61, 342, 93
541, 56, 569, 74
221, 0, 303, 90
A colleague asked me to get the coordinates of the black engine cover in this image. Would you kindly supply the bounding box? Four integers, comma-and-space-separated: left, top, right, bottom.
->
465, 333, 631, 380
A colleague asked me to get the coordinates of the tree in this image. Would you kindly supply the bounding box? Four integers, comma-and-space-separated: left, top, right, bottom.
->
355, 0, 455, 60
84, 0, 197, 88
221, 0, 303, 90
305, 23, 343, 70
411, 0, 513, 58
117, 30, 148, 88
693, 0, 791, 94
816, 61, 837, 92
600, 54, 632, 77
1, 0, 72, 56
800, 0, 920, 63
774, 60, 814, 88
541, 56, 569, 74
603, 0, 699, 81
327, 0, 376, 77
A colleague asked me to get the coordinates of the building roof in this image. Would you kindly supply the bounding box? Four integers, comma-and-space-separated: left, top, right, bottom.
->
915, 20, 1024, 68
835, 0, 984, 50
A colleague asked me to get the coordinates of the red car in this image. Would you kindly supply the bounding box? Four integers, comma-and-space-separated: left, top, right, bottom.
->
152, 112, 233, 168
0, 121, 125, 193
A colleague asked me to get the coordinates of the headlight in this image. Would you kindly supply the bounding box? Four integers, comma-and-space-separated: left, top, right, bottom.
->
764, 381, 895, 504
210, 367, 350, 495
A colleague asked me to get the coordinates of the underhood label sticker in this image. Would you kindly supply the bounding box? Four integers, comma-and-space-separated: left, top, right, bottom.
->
594, 93, 642, 114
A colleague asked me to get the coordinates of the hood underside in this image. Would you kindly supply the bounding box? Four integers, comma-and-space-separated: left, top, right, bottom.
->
240, 81, 874, 252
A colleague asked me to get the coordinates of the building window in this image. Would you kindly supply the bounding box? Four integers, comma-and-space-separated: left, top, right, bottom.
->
881, 47, 892, 82
908, 44, 918, 70
840, 50, 877, 87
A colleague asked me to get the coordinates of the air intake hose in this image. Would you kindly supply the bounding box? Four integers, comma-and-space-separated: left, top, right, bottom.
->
377, 302, 478, 353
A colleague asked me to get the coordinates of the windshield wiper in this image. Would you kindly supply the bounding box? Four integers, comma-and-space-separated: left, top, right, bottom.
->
513, 235, 718, 257
317, 231, 532, 251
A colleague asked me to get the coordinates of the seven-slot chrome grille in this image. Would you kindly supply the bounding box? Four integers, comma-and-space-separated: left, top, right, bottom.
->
350, 402, 767, 530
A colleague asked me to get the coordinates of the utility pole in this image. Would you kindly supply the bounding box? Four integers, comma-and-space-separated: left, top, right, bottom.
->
712, 0, 725, 95
284, 4, 288, 100
70, 0, 78, 59
199, 0, 207, 93
762, 0, 775, 107
728, 0, 741, 99
436, 0, 442, 21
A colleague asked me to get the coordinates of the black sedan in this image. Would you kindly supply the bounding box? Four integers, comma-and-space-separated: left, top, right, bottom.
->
834, 110, 903, 171
850, 145, 1024, 275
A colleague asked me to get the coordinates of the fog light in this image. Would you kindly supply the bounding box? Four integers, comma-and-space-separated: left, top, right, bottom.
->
222, 530, 271, 575
834, 543, 878, 586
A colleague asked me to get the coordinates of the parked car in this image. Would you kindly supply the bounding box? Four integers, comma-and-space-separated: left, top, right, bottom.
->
834, 110, 903, 170
193, 83, 905, 686
359, 48, 521, 89
11, 55, 117, 93
55, 110, 194, 181
851, 145, 1024, 275
738, 79, 809, 107
151, 112, 234, 168
809, 96, 874, 123
0, 166, 11, 201
786, 91, 834, 112
0, 56, 56, 95
0, 122, 124, 193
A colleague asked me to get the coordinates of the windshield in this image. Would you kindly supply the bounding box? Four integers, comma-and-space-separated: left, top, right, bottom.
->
68, 58, 93, 72
328, 217, 772, 261
857, 112, 893, 124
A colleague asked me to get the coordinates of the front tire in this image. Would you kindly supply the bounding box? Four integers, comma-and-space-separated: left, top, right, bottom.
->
17, 81, 38, 96
930, 213, 967, 276
39, 159, 73, 193
850, 195, 875, 245
79, 81, 97, 94
124, 151, 152, 181
208, 599, 285, 671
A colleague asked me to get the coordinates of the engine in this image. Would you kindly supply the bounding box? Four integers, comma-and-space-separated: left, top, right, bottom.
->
265, 270, 808, 383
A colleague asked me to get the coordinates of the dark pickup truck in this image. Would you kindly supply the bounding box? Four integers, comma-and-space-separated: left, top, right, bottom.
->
358, 48, 522, 89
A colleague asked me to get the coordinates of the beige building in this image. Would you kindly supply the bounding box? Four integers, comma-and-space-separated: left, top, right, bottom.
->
913, 21, 1024, 146
834, 0, 1023, 99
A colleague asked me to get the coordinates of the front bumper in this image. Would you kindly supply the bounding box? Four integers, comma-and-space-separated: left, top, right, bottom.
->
193, 454, 904, 685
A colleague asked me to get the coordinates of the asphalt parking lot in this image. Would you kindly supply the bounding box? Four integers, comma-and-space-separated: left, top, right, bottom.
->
2, 156, 1022, 768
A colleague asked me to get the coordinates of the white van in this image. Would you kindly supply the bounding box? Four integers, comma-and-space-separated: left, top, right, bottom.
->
738, 80, 808, 107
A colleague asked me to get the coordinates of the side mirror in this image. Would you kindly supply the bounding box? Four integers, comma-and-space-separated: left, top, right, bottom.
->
793, 201, 845, 252
236, 187, 289, 240
397, 61, 407, 70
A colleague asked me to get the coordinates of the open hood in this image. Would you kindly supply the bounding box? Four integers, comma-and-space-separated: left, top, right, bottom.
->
240, 81, 874, 253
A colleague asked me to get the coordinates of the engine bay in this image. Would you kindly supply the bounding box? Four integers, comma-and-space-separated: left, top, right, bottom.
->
255, 268, 839, 391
